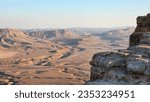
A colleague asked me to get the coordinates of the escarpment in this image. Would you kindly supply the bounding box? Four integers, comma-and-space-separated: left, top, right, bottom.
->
87, 14, 150, 85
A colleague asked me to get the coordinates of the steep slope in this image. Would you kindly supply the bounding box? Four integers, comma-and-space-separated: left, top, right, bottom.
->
0, 28, 70, 66
0, 29, 31, 48
0, 29, 62, 50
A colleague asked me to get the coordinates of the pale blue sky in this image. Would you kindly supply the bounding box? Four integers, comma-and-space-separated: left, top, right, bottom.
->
0, 0, 149, 28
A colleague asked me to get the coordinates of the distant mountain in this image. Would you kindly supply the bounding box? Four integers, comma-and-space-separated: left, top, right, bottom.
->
0, 29, 57, 50
25, 29, 80, 40
68, 26, 135, 34
0, 29, 31, 48
96, 27, 135, 42
101, 27, 135, 36
24, 26, 135, 37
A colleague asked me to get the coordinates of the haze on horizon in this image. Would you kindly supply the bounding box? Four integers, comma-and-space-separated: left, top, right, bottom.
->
0, 0, 149, 29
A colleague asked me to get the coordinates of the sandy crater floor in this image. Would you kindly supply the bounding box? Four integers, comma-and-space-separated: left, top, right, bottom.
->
0, 36, 128, 85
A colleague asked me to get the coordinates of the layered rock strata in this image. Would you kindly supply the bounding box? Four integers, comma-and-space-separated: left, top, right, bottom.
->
88, 14, 150, 85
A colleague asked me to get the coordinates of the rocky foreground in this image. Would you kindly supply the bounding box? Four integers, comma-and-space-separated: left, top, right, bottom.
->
88, 13, 150, 85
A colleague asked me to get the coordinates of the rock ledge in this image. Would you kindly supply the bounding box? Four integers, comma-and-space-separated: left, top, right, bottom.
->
87, 14, 150, 85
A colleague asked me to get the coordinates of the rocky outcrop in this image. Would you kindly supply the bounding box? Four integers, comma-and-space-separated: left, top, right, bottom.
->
130, 13, 150, 46
87, 14, 150, 85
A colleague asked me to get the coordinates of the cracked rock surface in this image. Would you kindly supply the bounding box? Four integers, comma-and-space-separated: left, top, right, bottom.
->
87, 13, 150, 85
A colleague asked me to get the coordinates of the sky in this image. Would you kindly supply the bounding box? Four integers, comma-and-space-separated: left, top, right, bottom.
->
0, 0, 149, 29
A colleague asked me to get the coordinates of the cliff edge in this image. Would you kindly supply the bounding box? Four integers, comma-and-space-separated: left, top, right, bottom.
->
87, 14, 150, 85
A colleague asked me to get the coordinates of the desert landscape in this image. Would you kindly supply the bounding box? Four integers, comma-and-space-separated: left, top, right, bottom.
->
0, 27, 135, 85
0, 0, 149, 85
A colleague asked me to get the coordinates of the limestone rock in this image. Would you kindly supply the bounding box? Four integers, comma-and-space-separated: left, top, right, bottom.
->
90, 52, 125, 68
127, 61, 146, 73
87, 13, 150, 85
144, 66, 150, 76
130, 14, 150, 46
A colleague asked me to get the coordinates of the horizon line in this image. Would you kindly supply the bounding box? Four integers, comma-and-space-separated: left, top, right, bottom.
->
0, 25, 136, 30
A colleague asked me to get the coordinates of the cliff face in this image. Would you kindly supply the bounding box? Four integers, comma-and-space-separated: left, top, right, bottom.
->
130, 13, 150, 46
88, 14, 150, 85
